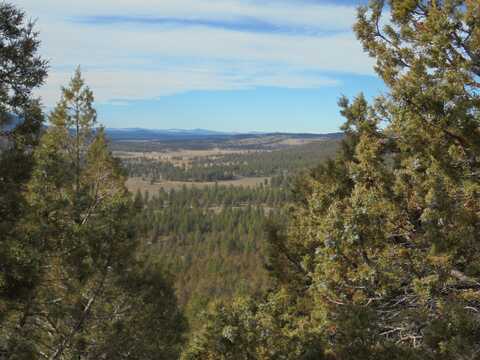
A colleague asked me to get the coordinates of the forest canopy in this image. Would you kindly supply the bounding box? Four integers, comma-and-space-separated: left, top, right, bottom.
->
2, 0, 480, 359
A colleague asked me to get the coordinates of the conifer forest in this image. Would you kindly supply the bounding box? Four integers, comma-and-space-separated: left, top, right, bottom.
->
2, 1, 480, 359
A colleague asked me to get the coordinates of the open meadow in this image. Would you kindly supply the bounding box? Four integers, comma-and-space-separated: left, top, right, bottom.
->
126, 176, 271, 193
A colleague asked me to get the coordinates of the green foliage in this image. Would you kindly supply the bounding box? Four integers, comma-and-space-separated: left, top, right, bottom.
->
182, 292, 325, 360
89, 260, 187, 359
1, 69, 186, 359
0, 1, 48, 347
0, 2, 47, 113
4, 1, 480, 358
122, 140, 339, 183
134, 185, 286, 330
185, 1, 480, 358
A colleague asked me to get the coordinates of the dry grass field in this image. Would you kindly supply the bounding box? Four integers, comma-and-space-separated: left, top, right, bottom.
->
228, 135, 323, 148
117, 135, 341, 194
114, 148, 266, 160
126, 176, 270, 194
114, 148, 268, 167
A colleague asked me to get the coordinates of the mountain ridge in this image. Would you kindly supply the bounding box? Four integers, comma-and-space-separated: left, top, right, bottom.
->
105, 127, 343, 141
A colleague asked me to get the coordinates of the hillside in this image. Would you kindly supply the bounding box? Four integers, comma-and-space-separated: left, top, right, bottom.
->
119, 134, 341, 330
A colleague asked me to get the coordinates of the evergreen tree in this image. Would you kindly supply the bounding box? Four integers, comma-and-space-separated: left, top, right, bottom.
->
2, 69, 186, 359
296, 1, 480, 357
182, 294, 324, 360
184, 1, 480, 358
0, 2, 48, 353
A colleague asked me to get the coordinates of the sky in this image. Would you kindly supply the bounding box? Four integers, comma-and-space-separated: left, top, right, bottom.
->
16, 0, 386, 133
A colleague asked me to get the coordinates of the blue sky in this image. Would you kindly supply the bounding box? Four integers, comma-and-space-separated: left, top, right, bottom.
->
16, 0, 385, 133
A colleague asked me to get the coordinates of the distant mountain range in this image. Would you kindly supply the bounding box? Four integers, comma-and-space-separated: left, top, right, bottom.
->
105, 128, 343, 141
2, 121, 343, 142
105, 128, 231, 139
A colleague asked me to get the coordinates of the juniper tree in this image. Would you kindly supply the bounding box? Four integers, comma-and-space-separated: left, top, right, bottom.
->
3, 70, 186, 359
181, 295, 324, 360
0, 2, 48, 352
297, 0, 480, 357
184, 1, 480, 358
0, 1, 47, 229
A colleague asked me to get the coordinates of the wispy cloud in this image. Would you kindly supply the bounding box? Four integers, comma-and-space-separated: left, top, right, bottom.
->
43, 66, 340, 106
16, 0, 374, 106
21, 0, 359, 31
73, 15, 326, 36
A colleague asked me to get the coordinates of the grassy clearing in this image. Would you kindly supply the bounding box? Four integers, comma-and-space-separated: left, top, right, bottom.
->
126, 176, 270, 194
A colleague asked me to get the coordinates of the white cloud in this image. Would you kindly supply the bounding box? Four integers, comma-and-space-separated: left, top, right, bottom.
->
18, 0, 358, 31
43, 66, 340, 106
16, 0, 375, 106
